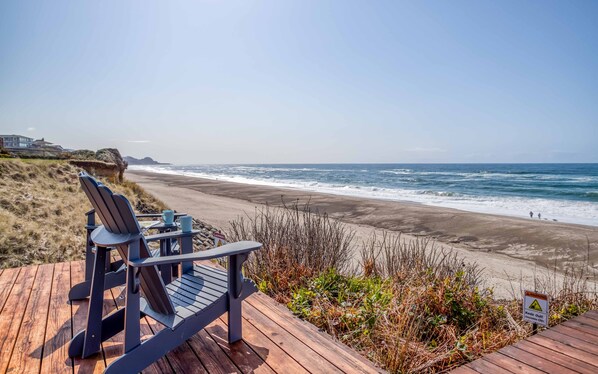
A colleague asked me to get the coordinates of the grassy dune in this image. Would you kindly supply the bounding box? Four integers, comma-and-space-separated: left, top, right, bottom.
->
0, 158, 166, 268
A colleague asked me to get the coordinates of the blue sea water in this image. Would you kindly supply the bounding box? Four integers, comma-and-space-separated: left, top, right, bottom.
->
130, 163, 598, 226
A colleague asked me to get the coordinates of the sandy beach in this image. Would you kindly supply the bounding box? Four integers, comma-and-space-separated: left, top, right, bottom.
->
126, 170, 598, 299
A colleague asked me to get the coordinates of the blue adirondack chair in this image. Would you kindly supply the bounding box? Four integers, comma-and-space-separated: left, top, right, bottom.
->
68, 208, 187, 300
69, 173, 261, 373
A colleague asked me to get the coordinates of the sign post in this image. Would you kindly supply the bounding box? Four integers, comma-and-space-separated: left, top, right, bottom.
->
523, 290, 549, 333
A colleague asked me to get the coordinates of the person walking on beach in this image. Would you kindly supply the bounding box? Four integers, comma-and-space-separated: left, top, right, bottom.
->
529, 211, 533, 218
538, 212, 541, 220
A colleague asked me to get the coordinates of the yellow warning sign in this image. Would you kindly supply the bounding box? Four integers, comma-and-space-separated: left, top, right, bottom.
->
528, 299, 542, 312
523, 290, 549, 327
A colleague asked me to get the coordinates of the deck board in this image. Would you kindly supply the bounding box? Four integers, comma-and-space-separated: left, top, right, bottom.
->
40, 262, 74, 374
186, 329, 242, 374
218, 313, 309, 374
247, 292, 379, 373
0, 267, 20, 313
7, 263, 54, 373
0, 261, 382, 374
514, 340, 598, 373
0, 266, 38, 373
205, 318, 276, 374
70, 260, 106, 374
243, 301, 343, 373
459, 311, 598, 373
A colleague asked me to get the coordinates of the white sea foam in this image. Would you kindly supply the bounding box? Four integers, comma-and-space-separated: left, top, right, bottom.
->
130, 165, 598, 226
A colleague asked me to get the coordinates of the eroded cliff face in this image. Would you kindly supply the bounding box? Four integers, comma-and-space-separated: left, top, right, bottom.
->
69, 148, 128, 182
95, 148, 128, 181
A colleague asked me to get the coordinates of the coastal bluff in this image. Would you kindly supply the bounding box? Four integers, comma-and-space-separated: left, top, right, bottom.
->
69, 148, 128, 182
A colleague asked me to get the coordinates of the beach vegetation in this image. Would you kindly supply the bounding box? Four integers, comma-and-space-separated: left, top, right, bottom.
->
227, 202, 354, 301
229, 202, 598, 373
0, 158, 166, 268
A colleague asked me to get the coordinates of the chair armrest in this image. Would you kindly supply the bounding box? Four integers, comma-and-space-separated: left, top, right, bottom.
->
144, 230, 200, 242
135, 213, 187, 218
129, 241, 261, 268
91, 226, 143, 247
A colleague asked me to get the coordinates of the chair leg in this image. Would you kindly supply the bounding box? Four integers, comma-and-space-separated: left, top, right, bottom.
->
227, 253, 248, 343
124, 240, 141, 353
69, 308, 126, 358
73, 246, 107, 357
228, 298, 242, 343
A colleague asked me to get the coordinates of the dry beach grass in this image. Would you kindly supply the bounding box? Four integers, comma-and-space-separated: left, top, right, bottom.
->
229, 202, 598, 373
0, 159, 167, 268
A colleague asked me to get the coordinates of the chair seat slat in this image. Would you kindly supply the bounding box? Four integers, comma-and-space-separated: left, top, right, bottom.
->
196, 264, 227, 281
188, 269, 228, 289
173, 275, 226, 299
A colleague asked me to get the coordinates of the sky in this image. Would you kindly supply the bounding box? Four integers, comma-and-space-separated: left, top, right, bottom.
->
1, 1, 597, 164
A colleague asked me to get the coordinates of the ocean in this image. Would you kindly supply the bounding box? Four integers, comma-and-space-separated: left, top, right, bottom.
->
130, 163, 598, 226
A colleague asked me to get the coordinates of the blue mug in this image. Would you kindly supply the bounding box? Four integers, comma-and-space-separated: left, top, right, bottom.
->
179, 216, 193, 233
162, 210, 174, 225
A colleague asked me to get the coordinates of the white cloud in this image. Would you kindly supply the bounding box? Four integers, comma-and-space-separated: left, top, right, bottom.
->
27, 127, 35, 132
127, 140, 151, 143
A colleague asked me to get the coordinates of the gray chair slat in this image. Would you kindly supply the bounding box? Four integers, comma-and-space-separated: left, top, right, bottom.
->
80, 177, 120, 233
184, 272, 228, 293
97, 186, 131, 234
170, 295, 202, 314
197, 264, 227, 281
168, 288, 211, 310
130, 242, 176, 316
167, 280, 221, 303
113, 243, 175, 317
189, 268, 228, 288
174, 276, 225, 299
140, 299, 186, 328
112, 194, 141, 234
174, 304, 198, 320
182, 273, 228, 293
192, 264, 228, 281
167, 276, 228, 315
173, 277, 224, 299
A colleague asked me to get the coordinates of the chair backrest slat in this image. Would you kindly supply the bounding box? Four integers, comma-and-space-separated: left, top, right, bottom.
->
80, 176, 121, 233
79, 172, 175, 315
113, 195, 142, 233
98, 187, 136, 234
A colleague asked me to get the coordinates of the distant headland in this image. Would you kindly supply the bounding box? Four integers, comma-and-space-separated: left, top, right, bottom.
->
124, 156, 171, 165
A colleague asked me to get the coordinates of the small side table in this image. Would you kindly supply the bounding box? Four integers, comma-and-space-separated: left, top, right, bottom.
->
152, 222, 180, 284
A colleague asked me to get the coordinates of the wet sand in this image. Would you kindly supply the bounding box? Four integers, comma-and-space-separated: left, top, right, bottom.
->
126, 170, 598, 299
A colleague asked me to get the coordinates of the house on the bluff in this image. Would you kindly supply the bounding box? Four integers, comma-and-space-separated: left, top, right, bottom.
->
0, 134, 34, 148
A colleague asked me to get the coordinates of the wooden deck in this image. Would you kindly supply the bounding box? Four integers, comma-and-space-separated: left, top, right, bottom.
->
0, 261, 383, 374
453, 311, 598, 374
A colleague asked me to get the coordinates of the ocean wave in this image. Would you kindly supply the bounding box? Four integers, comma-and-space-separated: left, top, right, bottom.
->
419, 190, 460, 197
380, 169, 413, 175
130, 165, 598, 226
